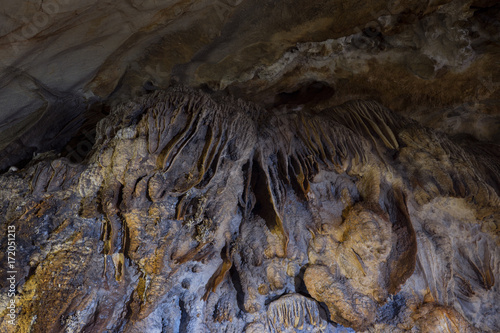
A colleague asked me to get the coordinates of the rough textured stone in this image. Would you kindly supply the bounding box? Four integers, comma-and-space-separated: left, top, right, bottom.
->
0, 1, 499, 332
0, 86, 498, 332
0, 0, 499, 170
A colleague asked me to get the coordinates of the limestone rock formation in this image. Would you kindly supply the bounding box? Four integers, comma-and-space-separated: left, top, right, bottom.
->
0, 86, 498, 332
0, 0, 499, 332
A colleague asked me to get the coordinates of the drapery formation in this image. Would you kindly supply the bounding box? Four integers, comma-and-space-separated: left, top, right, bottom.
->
0, 86, 498, 332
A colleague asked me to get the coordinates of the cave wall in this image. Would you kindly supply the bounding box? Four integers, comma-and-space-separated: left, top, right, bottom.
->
0, 0, 499, 332
0, 86, 498, 332
0, 0, 498, 171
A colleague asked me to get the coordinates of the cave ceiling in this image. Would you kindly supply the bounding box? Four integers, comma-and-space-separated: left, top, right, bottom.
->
0, 0, 499, 332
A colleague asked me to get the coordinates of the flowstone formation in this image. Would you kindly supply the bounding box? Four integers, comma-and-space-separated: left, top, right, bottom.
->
0, 86, 499, 332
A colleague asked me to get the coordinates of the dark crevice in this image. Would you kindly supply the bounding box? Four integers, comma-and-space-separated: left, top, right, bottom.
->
294, 265, 311, 298
179, 298, 190, 333
229, 265, 245, 312
250, 157, 280, 233
273, 81, 335, 107
317, 301, 333, 324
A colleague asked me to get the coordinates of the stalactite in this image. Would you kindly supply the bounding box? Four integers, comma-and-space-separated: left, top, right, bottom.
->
1, 86, 498, 332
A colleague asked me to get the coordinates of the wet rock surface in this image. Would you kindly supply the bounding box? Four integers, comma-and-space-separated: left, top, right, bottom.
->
0, 86, 498, 332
